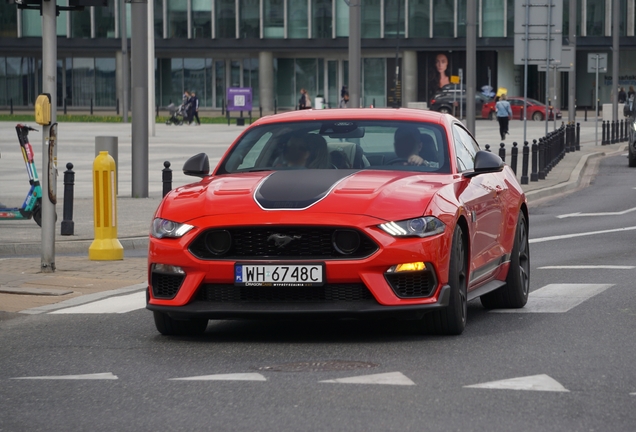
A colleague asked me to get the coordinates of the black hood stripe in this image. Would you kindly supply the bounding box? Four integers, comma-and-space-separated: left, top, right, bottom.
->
254, 170, 358, 210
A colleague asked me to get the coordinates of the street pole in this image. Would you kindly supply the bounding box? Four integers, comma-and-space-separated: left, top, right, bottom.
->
41, 0, 57, 272
121, 0, 129, 123
148, 0, 156, 137
523, 0, 529, 147
545, 0, 552, 136
568, 0, 576, 122
348, 0, 361, 108
595, 55, 599, 146
612, 0, 619, 121
466, 0, 476, 134
130, 0, 149, 198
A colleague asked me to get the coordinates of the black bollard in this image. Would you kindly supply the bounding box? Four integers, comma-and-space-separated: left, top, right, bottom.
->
116, 98, 119, 115
274, 98, 278, 115
576, 123, 581, 150
538, 138, 546, 179
511, 142, 518, 175
259, 106, 262, 118
10, 98, 13, 115
162, 161, 172, 197
498, 143, 506, 162
602, 121, 606, 145
156, 104, 159, 119
485, 144, 491, 152
521, 141, 529, 184
222, 98, 225, 116
61, 163, 75, 236
64, 97, 67, 115
584, 106, 587, 121
531, 140, 539, 182
90, 98, 93, 115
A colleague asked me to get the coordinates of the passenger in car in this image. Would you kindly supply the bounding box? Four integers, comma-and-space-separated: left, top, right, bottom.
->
306, 134, 330, 169
394, 126, 432, 166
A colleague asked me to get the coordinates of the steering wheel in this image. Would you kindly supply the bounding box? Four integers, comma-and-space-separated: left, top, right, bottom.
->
386, 157, 408, 165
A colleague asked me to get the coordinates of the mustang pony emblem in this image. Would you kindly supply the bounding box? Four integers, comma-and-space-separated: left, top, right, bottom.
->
268, 234, 302, 248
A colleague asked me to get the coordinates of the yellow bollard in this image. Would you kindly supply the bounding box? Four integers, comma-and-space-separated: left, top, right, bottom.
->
89, 151, 123, 260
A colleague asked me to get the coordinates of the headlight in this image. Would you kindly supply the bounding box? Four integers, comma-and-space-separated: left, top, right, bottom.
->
379, 216, 445, 238
151, 218, 194, 239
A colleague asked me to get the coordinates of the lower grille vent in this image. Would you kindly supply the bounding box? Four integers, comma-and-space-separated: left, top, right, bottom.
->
151, 272, 185, 299
198, 283, 373, 303
385, 272, 435, 298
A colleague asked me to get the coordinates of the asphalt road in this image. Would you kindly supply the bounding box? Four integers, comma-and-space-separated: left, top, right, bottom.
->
1, 154, 635, 431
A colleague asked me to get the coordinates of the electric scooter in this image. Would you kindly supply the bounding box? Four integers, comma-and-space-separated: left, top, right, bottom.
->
0, 124, 43, 227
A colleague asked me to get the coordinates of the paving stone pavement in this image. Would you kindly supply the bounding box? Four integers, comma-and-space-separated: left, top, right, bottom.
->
0, 115, 628, 316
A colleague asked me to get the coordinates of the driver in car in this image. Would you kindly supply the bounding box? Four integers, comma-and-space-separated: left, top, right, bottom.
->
394, 126, 430, 166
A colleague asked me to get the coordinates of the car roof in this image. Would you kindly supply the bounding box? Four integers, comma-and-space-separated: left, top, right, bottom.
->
251, 108, 448, 127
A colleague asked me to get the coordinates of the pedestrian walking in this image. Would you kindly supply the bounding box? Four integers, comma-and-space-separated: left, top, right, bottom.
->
190, 91, 201, 125
618, 87, 627, 104
628, 86, 635, 100
339, 92, 349, 108
299, 88, 313, 110
495, 94, 512, 141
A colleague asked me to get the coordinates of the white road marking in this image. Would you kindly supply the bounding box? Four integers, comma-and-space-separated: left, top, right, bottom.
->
537, 265, 634, 270
11, 373, 118, 380
557, 207, 636, 218
50, 291, 146, 314
464, 374, 569, 392
320, 372, 415, 386
631, 392, 636, 396
529, 226, 636, 244
491, 284, 613, 313
169, 373, 267, 381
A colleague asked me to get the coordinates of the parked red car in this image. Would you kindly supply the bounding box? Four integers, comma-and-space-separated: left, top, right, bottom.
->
482, 97, 562, 121
147, 109, 530, 337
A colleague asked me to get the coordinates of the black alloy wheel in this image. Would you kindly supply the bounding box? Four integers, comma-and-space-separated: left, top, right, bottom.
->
421, 225, 467, 335
480, 212, 530, 309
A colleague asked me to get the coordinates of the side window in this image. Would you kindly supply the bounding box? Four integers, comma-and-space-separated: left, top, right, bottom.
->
236, 132, 273, 170
452, 125, 479, 172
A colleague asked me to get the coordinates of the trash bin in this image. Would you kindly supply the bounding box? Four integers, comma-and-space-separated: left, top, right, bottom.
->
315, 97, 324, 110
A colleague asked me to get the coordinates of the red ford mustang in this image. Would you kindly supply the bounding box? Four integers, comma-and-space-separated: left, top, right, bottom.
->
147, 108, 529, 336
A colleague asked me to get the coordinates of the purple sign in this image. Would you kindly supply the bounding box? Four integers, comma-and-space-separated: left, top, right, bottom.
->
226, 87, 253, 112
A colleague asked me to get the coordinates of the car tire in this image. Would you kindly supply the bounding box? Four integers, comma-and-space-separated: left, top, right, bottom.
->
489, 111, 496, 121
153, 311, 208, 336
439, 106, 451, 114
421, 225, 467, 335
629, 142, 636, 167
532, 111, 543, 121
480, 212, 530, 309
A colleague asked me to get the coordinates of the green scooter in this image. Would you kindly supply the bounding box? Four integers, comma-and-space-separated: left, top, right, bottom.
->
0, 124, 43, 226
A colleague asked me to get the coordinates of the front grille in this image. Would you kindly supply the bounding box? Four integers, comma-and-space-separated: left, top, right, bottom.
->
198, 283, 374, 303
385, 271, 436, 298
189, 227, 378, 260
151, 272, 185, 299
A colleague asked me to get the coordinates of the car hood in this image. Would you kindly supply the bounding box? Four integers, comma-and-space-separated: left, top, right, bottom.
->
158, 170, 454, 223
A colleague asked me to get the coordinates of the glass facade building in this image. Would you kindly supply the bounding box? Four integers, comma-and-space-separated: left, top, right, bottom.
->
0, 0, 635, 111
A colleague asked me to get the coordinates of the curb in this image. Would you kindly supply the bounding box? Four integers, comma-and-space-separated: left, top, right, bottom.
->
0, 236, 149, 258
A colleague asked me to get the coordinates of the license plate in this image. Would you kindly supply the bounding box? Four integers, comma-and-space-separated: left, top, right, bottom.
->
235, 264, 324, 287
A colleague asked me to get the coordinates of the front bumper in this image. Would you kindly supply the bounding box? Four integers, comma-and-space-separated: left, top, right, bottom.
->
146, 284, 451, 320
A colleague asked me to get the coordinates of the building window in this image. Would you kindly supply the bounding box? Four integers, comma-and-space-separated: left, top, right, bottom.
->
409, 0, 430, 38
363, 58, 385, 107
192, 0, 212, 38
586, 0, 604, 36
184, 58, 206, 109
6, 58, 31, 106
167, 0, 188, 38
0, 58, 6, 106
457, 0, 466, 37
204, 58, 213, 107
433, 0, 453, 37
216, 0, 236, 38
288, 0, 309, 38
384, 0, 405, 38
154, 0, 164, 38
244, 58, 259, 107
481, 0, 504, 37
72, 8, 91, 38
327, 60, 337, 108
275, 58, 294, 107
336, 0, 349, 37
313, 0, 332, 38
240, 0, 260, 38
264, 0, 285, 38
0, 3, 18, 38
170, 58, 184, 107
71, 58, 95, 106
95, 1, 117, 38
296, 58, 318, 103
362, 0, 381, 38
216, 60, 226, 107
95, 58, 116, 106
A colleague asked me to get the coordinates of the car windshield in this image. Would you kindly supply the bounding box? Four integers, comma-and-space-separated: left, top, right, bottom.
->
218, 120, 451, 175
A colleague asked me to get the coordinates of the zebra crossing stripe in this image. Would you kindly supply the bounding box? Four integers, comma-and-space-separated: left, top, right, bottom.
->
11, 373, 118, 380
464, 374, 569, 392
320, 372, 415, 386
50, 291, 146, 314
490, 284, 613, 313
169, 373, 267, 381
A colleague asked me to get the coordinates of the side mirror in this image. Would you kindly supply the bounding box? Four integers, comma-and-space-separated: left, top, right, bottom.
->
463, 150, 504, 178
183, 153, 210, 178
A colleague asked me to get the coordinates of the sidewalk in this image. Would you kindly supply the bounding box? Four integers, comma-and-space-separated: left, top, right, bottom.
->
0, 118, 628, 317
